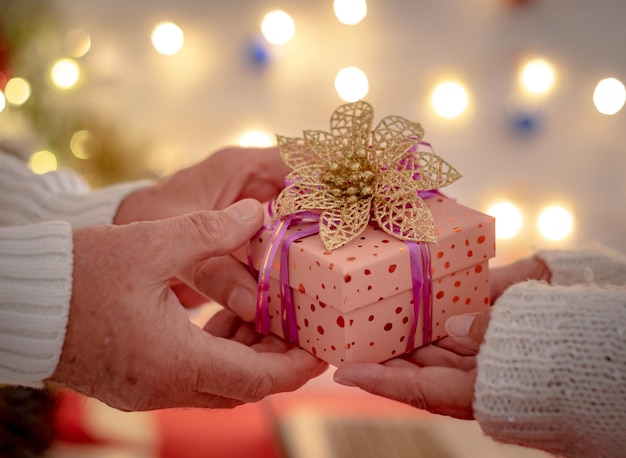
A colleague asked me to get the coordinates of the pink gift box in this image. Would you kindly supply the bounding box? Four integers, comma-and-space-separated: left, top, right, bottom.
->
245, 195, 495, 367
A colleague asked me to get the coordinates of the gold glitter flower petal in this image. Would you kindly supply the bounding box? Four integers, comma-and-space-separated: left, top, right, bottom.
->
319, 197, 372, 251
277, 135, 318, 170
274, 184, 337, 216
408, 150, 462, 190
372, 115, 425, 165
372, 190, 437, 243
287, 164, 328, 186
303, 130, 346, 165
330, 101, 374, 148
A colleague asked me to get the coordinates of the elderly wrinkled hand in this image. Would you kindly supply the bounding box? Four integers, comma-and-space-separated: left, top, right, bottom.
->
50, 200, 327, 411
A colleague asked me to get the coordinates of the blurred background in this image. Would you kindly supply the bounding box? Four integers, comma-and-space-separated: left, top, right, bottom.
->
0, 0, 623, 456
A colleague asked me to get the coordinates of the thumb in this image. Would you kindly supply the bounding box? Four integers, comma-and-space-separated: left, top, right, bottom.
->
152, 198, 263, 278
444, 310, 491, 352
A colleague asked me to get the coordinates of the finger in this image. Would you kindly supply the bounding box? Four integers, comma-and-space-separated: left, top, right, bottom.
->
333, 363, 476, 420
444, 310, 491, 353
490, 256, 551, 302
182, 254, 258, 322
191, 332, 328, 403
146, 199, 263, 279
203, 308, 262, 346
403, 344, 476, 371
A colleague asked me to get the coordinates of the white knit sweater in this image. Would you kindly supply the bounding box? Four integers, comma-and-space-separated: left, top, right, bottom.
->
0, 151, 148, 387
475, 247, 626, 458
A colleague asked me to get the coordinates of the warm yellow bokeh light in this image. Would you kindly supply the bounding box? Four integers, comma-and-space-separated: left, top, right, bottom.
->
520, 58, 555, 94
593, 77, 626, 115
64, 29, 91, 58
51, 58, 80, 89
335, 66, 369, 102
261, 10, 295, 45
432, 81, 468, 118
29, 150, 58, 174
151, 22, 185, 55
538, 205, 573, 241
239, 130, 273, 147
487, 201, 523, 239
0, 92, 5, 112
334, 0, 367, 25
4, 77, 31, 106
70, 130, 101, 160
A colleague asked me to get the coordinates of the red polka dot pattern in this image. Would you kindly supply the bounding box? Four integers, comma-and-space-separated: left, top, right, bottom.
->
242, 196, 495, 368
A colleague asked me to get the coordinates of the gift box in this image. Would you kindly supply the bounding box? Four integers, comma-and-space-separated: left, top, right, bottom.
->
245, 195, 495, 367
243, 101, 495, 367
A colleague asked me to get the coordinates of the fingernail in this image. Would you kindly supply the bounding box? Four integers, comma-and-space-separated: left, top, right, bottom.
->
333, 373, 357, 387
445, 314, 477, 337
225, 199, 259, 222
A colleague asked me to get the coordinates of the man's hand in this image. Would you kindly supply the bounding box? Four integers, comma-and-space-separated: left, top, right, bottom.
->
51, 199, 326, 411
113, 146, 289, 308
114, 146, 289, 224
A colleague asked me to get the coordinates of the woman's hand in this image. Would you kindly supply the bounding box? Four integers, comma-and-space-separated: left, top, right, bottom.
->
333, 255, 550, 419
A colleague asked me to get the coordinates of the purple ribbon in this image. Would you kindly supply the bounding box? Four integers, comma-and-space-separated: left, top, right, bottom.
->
251, 140, 440, 351
251, 206, 435, 354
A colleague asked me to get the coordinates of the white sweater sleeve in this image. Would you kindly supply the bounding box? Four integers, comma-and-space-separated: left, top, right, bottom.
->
0, 151, 151, 228
474, 248, 626, 458
0, 151, 152, 387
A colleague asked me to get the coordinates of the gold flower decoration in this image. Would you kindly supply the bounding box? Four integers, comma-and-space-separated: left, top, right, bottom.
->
273, 101, 462, 251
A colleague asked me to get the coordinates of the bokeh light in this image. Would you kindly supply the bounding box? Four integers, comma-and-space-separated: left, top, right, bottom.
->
593, 77, 626, 115
70, 130, 101, 160
4, 77, 31, 106
29, 150, 58, 174
261, 10, 295, 45
51, 58, 80, 89
334, 0, 367, 25
335, 66, 369, 102
520, 58, 555, 94
239, 130, 273, 147
151, 22, 185, 55
64, 29, 91, 58
487, 201, 523, 239
0, 91, 5, 112
538, 205, 573, 241
431, 81, 468, 118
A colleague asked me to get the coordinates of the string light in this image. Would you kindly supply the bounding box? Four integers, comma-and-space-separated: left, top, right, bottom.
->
50, 58, 80, 89
520, 58, 555, 94
28, 150, 58, 174
593, 77, 625, 115
151, 22, 185, 55
334, 0, 367, 25
70, 130, 101, 159
4, 77, 31, 106
64, 29, 91, 58
431, 81, 468, 118
487, 201, 523, 239
261, 10, 295, 45
335, 66, 369, 102
239, 130, 273, 147
538, 205, 573, 241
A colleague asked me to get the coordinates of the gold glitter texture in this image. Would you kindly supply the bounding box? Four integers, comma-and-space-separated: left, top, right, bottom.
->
274, 101, 461, 250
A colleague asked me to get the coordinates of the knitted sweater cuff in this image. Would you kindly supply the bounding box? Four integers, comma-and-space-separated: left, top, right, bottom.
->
0, 221, 73, 387
536, 243, 626, 286
474, 280, 626, 458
